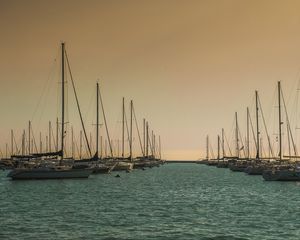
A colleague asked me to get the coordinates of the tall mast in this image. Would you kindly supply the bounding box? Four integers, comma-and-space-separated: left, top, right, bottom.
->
278, 81, 282, 160
151, 130, 154, 156
129, 100, 133, 160
105, 139, 107, 157
71, 126, 74, 158
235, 112, 239, 158
80, 130, 82, 159
100, 136, 103, 159
46, 136, 48, 152
143, 118, 146, 157
96, 82, 99, 158
222, 128, 225, 158
39, 132, 42, 153
56, 117, 59, 152
246, 107, 250, 159
11, 129, 13, 156
90, 132, 92, 154
154, 134, 156, 158
117, 139, 120, 158
22, 130, 25, 155
122, 97, 125, 158
206, 135, 209, 160
61, 42, 65, 160
28, 121, 31, 155
49, 121, 51, 152
159, 135, 161, 160
255, 91, 260, 159
146, 121, 149, 157
217, 135, 220, 160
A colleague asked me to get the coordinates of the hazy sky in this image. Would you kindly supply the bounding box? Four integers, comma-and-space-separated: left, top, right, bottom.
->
2, 0, 300, 159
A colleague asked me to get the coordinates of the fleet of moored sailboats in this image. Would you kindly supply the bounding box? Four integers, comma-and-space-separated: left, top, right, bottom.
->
0, 42, 165, 180
198, 81, 300, 181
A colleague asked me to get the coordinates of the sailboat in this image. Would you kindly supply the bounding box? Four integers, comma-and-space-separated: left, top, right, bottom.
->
111, 98, 134, 171
263, 81, 300, 181
228, 112, 249, 172
90, 82, 114, 174
7, 42, 93, 180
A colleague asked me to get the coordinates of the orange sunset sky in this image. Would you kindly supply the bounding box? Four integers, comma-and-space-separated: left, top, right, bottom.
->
2, 0, 300, 160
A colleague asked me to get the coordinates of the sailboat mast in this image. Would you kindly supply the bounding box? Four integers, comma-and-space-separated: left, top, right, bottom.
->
80, 130, 82, 159
222, 128, 225, 158
255, 91, 260, 159
96, 82, 99, 158
22, 130, 25, 155
71, 126, 74, 158
235, 112, 239, 158
153, 134, 156, 158
246, 107, 250, 159
61, 42, 65, 160
217, 135, 220, 160
28, 121, 31, 155
159, 135, 161, 160
146, 121, 149, 157
49, 121, 51, 152
39, 132, 42, 153
11, 129, 13, 156
56, 117, 59, 152
129, 100, 133, 160
143, 118, 146, 157
278, 81, 282, 160
206, 135, 209, 160
100, 136, 103, 159
122, 97, 125, 158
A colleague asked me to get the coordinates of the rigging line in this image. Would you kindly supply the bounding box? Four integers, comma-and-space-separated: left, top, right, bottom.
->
258, 95, 274, 158
51, 126, 56, 149
13, 134, 19, 154
31, 56, 58, 121
64, 50, 92, 158
147, 127, 153, 156
30, 125, 38, 153
97, 83, 114, 158
209, 142, 215, 159
85, 86, 96, 120
132, 104, 144, 156
238, 128, 246, 158
261, 138, 266, 158
224, 131, 233, 157
75, 135, 80, 159
124, 106, 131, 150
249, 109, 258, 150
281, 87, 298, 156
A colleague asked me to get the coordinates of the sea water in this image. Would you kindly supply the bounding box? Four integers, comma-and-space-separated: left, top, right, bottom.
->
1, 164, 300, 240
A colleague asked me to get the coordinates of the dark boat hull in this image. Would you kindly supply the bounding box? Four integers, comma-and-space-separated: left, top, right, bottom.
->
7, 168, 93, 180
245, 166, 264, 175
263, 169, 300, 181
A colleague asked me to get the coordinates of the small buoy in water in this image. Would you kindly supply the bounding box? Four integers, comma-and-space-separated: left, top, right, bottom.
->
142, 168, 146, 171
115, 174, 121, 178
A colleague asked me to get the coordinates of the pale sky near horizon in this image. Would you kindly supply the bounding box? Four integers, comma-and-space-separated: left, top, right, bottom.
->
2, 0, 300, 159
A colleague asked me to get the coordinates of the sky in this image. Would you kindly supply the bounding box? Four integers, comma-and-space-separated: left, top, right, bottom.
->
2, 0, 300, 159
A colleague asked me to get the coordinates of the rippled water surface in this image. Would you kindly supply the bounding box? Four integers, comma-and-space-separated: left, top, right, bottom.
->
1, 163, 300, 240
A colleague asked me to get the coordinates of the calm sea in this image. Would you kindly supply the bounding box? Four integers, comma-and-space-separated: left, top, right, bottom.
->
1, 163, 300, 240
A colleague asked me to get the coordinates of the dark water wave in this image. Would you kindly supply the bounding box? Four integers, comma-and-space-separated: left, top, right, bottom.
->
0, 164, 299, 240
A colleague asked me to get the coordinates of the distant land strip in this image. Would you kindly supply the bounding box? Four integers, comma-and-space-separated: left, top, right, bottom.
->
166, 160, 198, 163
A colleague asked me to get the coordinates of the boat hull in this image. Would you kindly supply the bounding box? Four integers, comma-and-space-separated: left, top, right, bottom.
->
245, 166, 264, 175
7, 168, 93, 180
262, 169, 300, 181
92, 166, 111, 174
